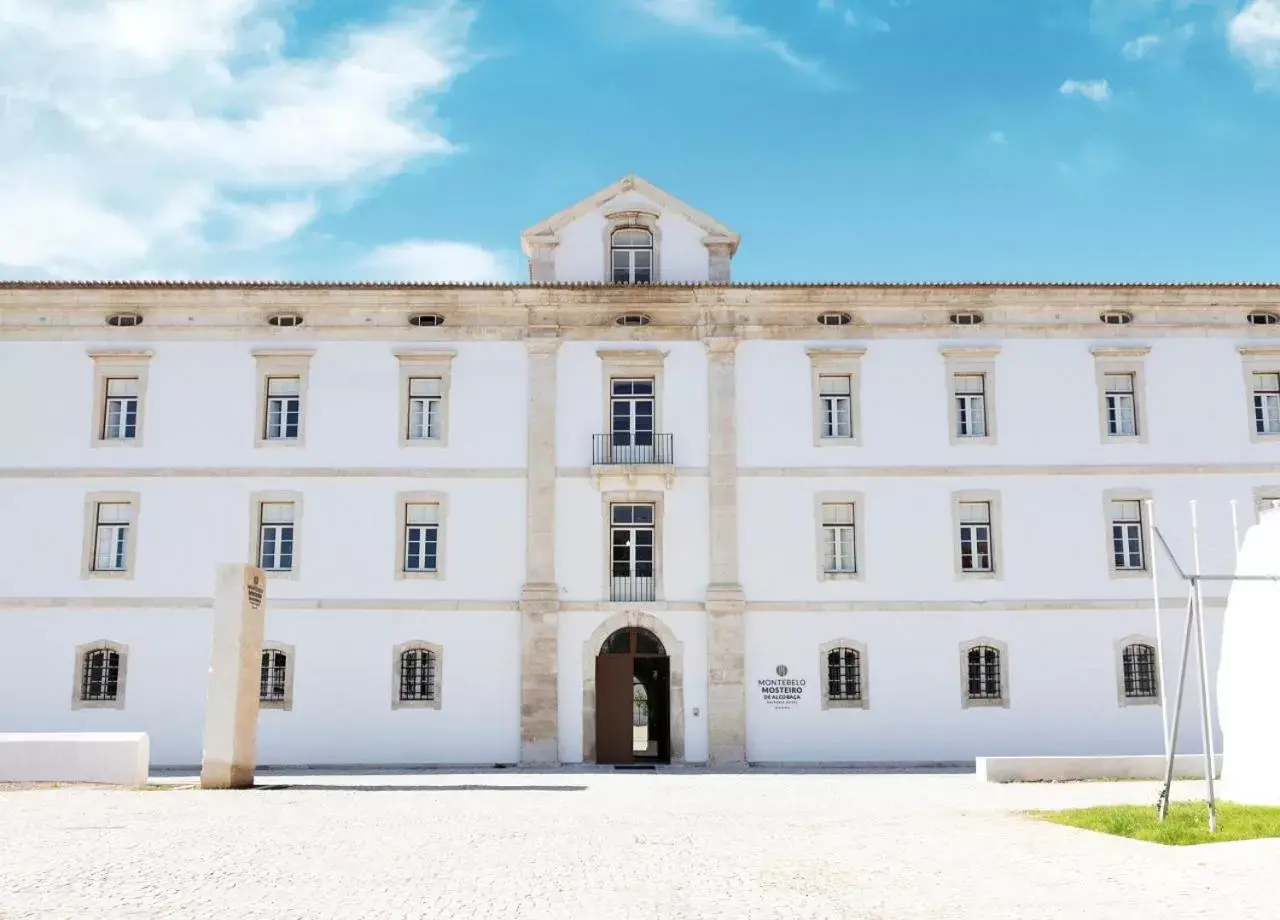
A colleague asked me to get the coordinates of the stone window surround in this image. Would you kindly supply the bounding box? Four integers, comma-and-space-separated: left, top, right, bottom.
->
259, 641, 296, 711
1253, 485, 1280, 523
814, 491, 866, 582
959, 636, 1010, 710
395, 349, 455, 447
950, 489, 1003, 581
602, 207, 662, 284
819, 638, 869, 710
1090, 346, 1150, 444
1114, 634, 1160, 708
597, 348, 669, 443
1239, 346, 1280, 442
581, 609, 686, 764
806, 346, 866, 447
391, 640, 444, 711
941, 346, 999, 445
253, 349, 315, 448
1103, 488, 1152, 579
88, 348, 153, 448
80, 491, 141, 581
602, 489, 665, 603
394, 490, 448, 581
71, 639, 129, 710
248, 490, 304, 581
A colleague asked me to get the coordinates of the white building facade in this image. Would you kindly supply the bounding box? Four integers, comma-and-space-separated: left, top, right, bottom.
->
2, 175, 1276, 767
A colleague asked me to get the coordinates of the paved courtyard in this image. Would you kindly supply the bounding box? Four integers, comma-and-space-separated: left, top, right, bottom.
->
2, 771, 1275, 920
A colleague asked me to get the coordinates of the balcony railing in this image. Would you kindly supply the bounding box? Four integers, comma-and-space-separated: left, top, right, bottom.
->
610, 575, 656, 603
593, 433, 674, 466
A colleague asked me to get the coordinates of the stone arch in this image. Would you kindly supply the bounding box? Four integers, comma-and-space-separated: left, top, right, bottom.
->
583, 609, 684, 764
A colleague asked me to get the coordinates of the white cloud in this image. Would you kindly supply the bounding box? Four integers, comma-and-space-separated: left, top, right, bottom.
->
633, 0, 822, 75
989, 130, 1007, 145
1229, 0, 1280, 73
1059, 78, 1113, 101
1122, 33, 1162, 58
361, 241, 513, 283
0, 1, 478, 279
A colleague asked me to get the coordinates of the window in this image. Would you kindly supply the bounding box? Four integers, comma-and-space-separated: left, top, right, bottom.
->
1120, 640, 1159, 704
610, 502, 656, 602
1091, 347, 1149, 444
396, 350, 455, 447
259, 643, 295, 710
949, 311, 984, 326
611, 228, 653, 284
960, 638, 1008, 708
81, 493, 140, 579
392, 641, 443, 710
1103, 373, 1138, 436
89, 349, 152, 447
953, 374, 987, 438
253, 349, 313, 447
1247, 311, 1280, 326
807, 347, 865, 446
1108, 498, 1147, 573
957, 502, 993, 574
1253, 373, 1280, 435
827, 647, 861, 703
264, 376, 301, 441
942, 347, 998, 444
257, 502, 296, 573
72, 641, 128, 710
597, 349, 667, 460
822, 503, 857, 574
404, 503, 439, 573
407, 377, 442, 441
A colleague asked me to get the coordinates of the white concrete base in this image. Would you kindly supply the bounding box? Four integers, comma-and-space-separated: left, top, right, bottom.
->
0, 732, 150, 785
976, 754, 1224, 783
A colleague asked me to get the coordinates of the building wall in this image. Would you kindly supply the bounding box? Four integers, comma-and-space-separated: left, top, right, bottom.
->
551, 203, 711, 283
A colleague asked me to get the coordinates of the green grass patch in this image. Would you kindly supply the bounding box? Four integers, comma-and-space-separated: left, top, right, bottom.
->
1031, 801, 1280, 845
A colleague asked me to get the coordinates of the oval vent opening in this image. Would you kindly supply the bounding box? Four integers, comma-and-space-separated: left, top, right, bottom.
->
409, 313, 446, 327
948, 311, 984, 326
817, 312, 852, 327
1247, 311, 1280, 326
614, 313, 652, 327
267, 313, 304, 328
1099, 310, 1134, 325
105, 312, 143, 327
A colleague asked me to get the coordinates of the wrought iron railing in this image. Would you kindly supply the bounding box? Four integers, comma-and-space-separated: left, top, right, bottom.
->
610, 575, 656, 603
592, 433, 674, 466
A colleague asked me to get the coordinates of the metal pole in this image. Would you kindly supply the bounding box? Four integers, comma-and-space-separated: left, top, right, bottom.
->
1145, 500, 1171, 761
1188, 501, 1219, 833
1158, 593, 1197, 821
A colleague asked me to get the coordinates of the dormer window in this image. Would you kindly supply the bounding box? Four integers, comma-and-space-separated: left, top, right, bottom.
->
611, 228, 653, 284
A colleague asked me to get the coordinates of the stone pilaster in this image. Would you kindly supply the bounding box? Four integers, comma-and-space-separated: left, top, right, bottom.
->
705, 337, 746, 765
521, 336, 561, 764
706, 241, 734, 284
201, 564, 267, 789
526, 235, 558, 283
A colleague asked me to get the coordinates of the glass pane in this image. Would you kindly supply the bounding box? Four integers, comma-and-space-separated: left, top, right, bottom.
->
267, 376, 300, 396
106, 377, 139, 397
602, 629, 631, 654
819, 375, 851, 396
406, 503, 438, 525
261, 502, 294, 524
409, 377, 441, 397
634, 629, 664, 655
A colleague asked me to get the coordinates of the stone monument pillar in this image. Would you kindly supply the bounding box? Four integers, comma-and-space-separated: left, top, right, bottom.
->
200, 564, 267, 789
1217, 508, 1280, 806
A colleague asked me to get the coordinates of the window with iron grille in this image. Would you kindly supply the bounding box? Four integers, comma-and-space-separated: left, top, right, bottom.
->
1110, 500, 1145, 571
407, 377, 442, 440
611, 228, 653, 283
610, 503, 655, 601
1253, 373, 1280, 435
80, 647, 121, 702
610, 378, 656, 452
264, 376, 301, 440
818, 375, 853, 439
954, 374, 988, 437
258, 502, 295, 572
399, 647, 438, 702
826, 647, 862, 702
403, 503, 440, 573
1122, 643, 1159, 700
966, 645, 1002, 702
958, 501, 993, 574
102, 378, 140, 440
1104, 373, 1138, 436
821, 503, 857, 573
260, 649, 288, 702
92, 502, 132, 572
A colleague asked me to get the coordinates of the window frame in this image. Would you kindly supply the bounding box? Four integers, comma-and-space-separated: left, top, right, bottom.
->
819, 638, 869, 710
395, 491, 447, 580
814, 491, 866, 582
1238, 346, 1280, 442
1252, 485, 1280, 523
391, 641, 444, 710
1090, 346, 1150, 444
941, 347, 999, 445
806, 347, 865, 447
597, 349, 668, 446
259, 641, 296, 711
602, 490, 664, 603
1115, 634, 1161, 707
1103, 489, 1152, 579
80, 492, 141, 580
959, 637, 1009, 709
88, 349, 153, 448
601, 209, 661, 284
395, 349, 456, 448
950, 490, 1002, 580
249, 491, 304, 580
252, 349, 314, 448
71, 640, 129, 710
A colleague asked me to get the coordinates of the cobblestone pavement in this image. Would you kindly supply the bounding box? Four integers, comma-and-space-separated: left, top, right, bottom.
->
2, 771, 1275, 920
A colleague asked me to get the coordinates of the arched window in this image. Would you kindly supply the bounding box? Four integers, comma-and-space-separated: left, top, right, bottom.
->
611, 228, 653, 284
827, 647, 862, 702
963, 641, 1006, 706
259, 643, 295, 710
393, 642, 443, 709
73, 641, 128, 709
1118, 639, 1159, 705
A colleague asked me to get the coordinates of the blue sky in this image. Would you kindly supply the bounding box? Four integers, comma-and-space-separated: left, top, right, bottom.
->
1, 0, 1278, 283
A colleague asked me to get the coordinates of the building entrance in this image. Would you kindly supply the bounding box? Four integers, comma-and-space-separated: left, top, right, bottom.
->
594, 627, 671, 765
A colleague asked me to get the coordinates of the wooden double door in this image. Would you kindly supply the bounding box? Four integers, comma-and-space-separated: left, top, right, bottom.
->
595, 627, 671, 765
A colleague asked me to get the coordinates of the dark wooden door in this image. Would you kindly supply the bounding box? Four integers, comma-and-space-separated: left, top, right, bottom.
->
595, 654, 634, 765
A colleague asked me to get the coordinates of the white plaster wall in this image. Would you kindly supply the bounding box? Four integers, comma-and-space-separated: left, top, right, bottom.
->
556, 609, 709, 764
745, 609, 1221, 763
0, 340, 528, 470
551, 197, 711, 283
1, 609, 521, 766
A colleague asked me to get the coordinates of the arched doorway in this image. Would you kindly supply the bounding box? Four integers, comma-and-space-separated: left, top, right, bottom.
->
595, 627, 671, 765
